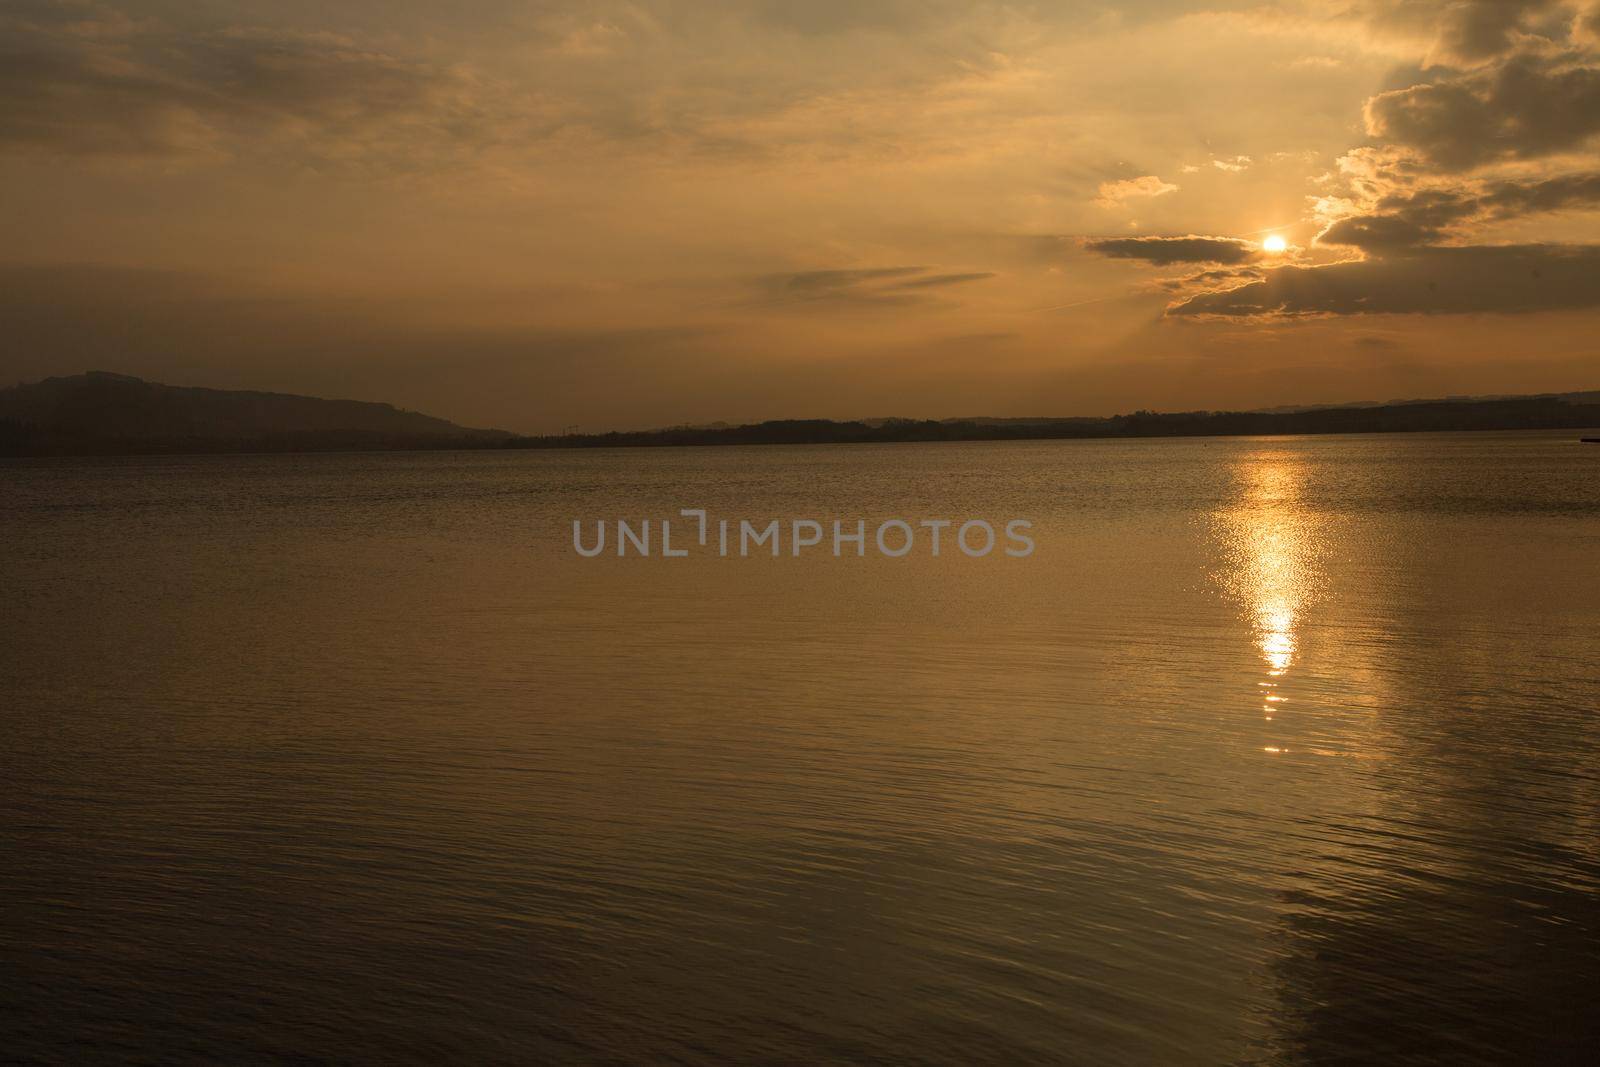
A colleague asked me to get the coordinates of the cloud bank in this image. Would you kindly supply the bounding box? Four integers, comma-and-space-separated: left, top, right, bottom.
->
0, 4, 482, 161
1168, 0, 1600, 320
1170, 245, 1600, 316
1086, 236, 1262, 265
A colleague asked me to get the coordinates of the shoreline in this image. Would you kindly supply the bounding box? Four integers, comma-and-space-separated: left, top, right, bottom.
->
4, 422, 1600, 462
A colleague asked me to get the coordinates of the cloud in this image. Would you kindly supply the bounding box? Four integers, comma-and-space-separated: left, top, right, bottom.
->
748, 266, 986, 308
0, 5, 483, 160
1473, 169, 1600, 214
1318, 213, 1444, 250
1085, 235, 1260, 265
1237, 8, 1600, 319
1432, 0, 1567, 63
1318, 171, 1600, 250
1350, 0, 1571, 64
1580, 2, 1600, 47
1364, 50, 1600, 170
885, 271, 995, 289
1168, 244, 1600, 317
1161, 266, 1266, 291
1212, 155, 1252, 172
1095, 175, 1178, 207
771, 267, 924, 289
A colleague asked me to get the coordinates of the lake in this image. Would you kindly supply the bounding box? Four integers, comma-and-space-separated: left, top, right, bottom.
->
3, 432, 1598, 1063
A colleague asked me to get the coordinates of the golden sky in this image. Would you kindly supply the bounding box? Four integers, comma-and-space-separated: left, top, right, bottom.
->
4, 0, 1600, 431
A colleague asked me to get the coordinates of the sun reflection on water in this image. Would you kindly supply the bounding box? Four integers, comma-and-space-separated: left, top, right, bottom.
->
1211, 451, 1328, 745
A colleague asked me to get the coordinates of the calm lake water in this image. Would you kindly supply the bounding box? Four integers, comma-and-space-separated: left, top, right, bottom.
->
3, 432, 1598, 1064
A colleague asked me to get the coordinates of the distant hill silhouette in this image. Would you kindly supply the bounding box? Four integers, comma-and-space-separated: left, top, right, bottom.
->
2, 372, 1597, 457
0, 372, 509, 456
513, 392, 1600, 450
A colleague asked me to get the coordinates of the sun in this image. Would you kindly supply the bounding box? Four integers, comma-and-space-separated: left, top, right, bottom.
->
1262, 234, 1288, 254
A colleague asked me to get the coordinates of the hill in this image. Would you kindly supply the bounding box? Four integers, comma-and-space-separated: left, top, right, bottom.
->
3, 373, 1597, 457
0, 372, 509, 456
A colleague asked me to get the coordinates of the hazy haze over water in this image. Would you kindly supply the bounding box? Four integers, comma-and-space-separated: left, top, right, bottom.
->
3, 433, 1598, 1063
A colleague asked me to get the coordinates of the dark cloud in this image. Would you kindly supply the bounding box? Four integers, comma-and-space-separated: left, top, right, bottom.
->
1365, 50, 1600, 170
1319, 172, 1600, 251
1434, 0, 1565, 63
1354, 1, 1571, 64
1084, 236, 1260, 266
1243, 6, 1600, 320
761, 267, 928, 303
0, 5, 479, 159
1168, 245, 1600, 317
1318, 214, 1442, 251
749, 267, 986, 308
1161, 266, 1264, 291
1369, 185, 1484, 227
766, 267, 922, 291
1475, 169, 1600, 215
885, 272, 995, 289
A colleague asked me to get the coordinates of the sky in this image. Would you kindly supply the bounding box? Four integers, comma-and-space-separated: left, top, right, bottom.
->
3, 0, 1600, 432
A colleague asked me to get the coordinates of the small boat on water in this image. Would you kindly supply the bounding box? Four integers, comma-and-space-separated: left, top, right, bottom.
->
1584, 437, 1600, 443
